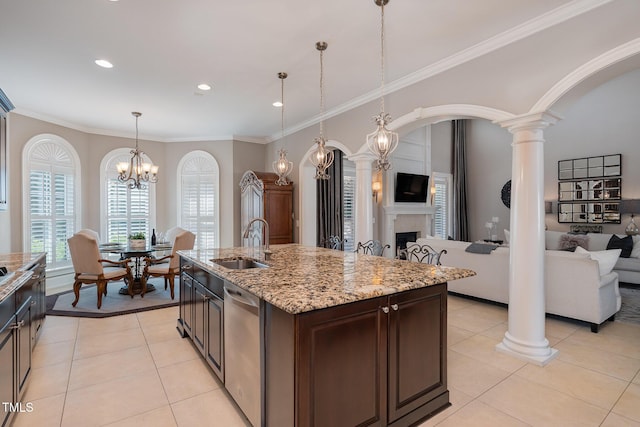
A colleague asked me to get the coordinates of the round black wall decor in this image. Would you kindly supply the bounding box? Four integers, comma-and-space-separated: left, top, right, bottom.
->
501, 180, 511, 208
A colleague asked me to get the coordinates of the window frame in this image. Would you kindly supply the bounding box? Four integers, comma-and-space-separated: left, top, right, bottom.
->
432, 172, 453, 239
100, 148, 156, 243
176, 150, 220, 250
22, 134, 81, 268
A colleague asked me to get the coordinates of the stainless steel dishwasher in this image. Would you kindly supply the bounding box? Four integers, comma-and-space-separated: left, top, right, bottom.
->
223, 281, 261, 427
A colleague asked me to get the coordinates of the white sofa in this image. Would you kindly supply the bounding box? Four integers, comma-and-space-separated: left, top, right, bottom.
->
545, 230, 640, 285
413, 238, 621, 332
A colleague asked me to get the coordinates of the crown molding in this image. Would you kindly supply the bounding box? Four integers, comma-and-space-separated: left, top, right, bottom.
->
273, 0, 612, 141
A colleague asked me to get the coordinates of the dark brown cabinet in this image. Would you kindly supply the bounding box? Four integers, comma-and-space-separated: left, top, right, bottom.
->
0, 255, 45, 426
240, 171, 293, 245
265, 283, 448, 427
178, 257, 224, 382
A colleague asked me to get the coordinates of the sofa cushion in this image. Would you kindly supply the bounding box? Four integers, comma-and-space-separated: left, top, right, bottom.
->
586, 233, 612, 251
607, 234, 633, 258
632, 235, 640, 259
545, 230, 565, 250
559, 234, 589, 251
615, 256, 640, 272
575, 246, 621, 276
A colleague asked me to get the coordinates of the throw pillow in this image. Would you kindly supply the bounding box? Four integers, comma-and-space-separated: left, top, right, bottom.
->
575, 246, 621, 276
606, 234, 633, 258
558, 234, 589, 251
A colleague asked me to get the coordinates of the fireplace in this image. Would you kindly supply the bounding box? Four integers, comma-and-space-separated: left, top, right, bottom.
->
396, 232, 418, 259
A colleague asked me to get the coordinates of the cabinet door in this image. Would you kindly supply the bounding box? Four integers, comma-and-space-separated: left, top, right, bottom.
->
15, 300, 32, 399
264, 189, 292, 244
205, 291, 224, 381
0, 317, 15, 427
193, 282, 207, 355
180, 273, 194, 336
296, 297, 387, 427
387, 284, 447, 423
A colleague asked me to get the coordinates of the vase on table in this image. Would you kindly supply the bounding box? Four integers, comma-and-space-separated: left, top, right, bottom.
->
129, 238, 146, 249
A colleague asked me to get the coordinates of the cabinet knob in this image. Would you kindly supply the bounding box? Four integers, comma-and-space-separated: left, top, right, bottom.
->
381, 306, 389, 314
391, 304, 399, 311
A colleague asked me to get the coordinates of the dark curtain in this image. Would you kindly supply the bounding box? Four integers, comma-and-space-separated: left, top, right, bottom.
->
317, 150, 344, 248
452, 120, 469, 241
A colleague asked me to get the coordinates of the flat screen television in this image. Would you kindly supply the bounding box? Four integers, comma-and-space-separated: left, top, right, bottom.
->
394, 172, 429, 203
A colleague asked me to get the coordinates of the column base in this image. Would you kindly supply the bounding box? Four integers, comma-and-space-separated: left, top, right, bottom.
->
496, 332, 559, 366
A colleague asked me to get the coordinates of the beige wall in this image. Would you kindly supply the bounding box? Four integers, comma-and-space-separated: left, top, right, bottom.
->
2, 113, 267, 253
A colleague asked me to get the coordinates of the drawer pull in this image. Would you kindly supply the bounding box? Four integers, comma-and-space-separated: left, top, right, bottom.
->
391, 304, 399, 311
381, 306, 389, 314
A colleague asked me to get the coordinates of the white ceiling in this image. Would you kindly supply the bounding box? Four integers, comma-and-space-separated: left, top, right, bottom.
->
0, 0, 608, 142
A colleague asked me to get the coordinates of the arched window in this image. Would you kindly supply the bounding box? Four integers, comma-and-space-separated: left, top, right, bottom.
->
22, 134, 81, 267
100, 148, 156, 243
177, 150, 219, 249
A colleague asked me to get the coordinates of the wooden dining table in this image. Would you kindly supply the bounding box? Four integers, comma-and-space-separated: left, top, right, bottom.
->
99, 243, 172, 295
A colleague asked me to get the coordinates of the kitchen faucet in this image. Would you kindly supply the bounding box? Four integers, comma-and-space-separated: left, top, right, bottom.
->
243, 218, 272, 259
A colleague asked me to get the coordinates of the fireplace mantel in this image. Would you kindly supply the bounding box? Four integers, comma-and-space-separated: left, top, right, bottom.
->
383, 204, 437, 216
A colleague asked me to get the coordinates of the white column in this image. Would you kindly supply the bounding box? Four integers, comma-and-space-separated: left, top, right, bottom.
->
496, 112, 561, 366
348, 152, 376, 245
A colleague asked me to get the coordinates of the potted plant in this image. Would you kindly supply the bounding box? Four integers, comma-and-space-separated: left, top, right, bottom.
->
128, 232, 146, 249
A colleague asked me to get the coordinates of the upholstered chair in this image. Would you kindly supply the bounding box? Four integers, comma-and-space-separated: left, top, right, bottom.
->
141, 230, 195, 299
76, 228, 101, 242
164, 226, 187, 245
67, 233, 133, 308
356, 240, 391, 257
405, 243, 447, 265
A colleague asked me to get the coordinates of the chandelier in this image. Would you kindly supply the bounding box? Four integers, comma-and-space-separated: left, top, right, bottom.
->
366, 0, 398, 171
310, 41, 334, 180
116, 112, 158, 189
272, 72, 293, 185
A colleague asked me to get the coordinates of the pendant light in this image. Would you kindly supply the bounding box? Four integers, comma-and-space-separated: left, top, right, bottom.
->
310, 41, 334, 180
366, 0, 398, 171
116, 112, 159, 189
272, 72, 293, 185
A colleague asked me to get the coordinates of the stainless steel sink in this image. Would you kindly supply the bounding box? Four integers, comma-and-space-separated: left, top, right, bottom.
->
212, 257, 269, 270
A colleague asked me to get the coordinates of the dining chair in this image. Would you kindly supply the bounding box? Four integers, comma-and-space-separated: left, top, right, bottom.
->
323, 235, 344, 250
405, 243, 447, 265
141, 230, 195, 299
67, 233, 134, 308
164, 226, 187, 245
356, 240, 391, 257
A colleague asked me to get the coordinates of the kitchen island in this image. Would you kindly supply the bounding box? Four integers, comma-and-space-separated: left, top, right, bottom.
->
178, 244, 475, 427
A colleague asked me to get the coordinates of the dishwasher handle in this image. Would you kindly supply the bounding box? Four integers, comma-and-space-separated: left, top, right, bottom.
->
224, 286, 259, 313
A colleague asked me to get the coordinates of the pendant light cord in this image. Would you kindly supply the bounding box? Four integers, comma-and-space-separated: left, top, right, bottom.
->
319, 46, 325, 139
379, 1, 386, 114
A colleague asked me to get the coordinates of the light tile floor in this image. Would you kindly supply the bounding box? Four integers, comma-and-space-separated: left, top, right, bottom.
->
11, 295, 640, 427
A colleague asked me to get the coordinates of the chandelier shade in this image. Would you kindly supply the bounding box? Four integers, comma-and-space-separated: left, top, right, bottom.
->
117, 112, 158, 189
367, 0, 398, 171
310, 41, 334, 180
272, 72, 293, 185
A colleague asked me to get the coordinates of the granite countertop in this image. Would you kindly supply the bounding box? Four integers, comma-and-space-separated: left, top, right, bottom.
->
179, 244, 475, 314
0, 252, 46, 302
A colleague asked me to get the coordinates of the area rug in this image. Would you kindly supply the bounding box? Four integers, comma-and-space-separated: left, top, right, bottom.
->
46, 277, 180, 318
617, 284, 640, 326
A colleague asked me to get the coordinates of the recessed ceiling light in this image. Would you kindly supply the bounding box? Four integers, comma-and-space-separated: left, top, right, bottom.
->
197, 83, 211, 91
95, 59, 113, 68
272, 101, 283, 107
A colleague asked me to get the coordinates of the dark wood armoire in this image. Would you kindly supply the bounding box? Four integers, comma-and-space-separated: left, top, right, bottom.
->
240, 171, 293, 245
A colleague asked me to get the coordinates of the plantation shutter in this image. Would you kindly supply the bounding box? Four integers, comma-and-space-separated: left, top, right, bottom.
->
342, 165, 356, 252
105, 153, 152, 243
433, 175, 450, 239
179, 152, 219, 250
26, 138, 77, 267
